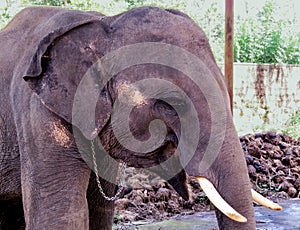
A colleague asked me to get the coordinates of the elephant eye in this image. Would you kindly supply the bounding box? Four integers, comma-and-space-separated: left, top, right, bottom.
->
155, 97, 189, 116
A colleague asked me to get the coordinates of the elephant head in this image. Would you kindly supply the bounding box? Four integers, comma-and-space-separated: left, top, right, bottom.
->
11, 6, 281, 229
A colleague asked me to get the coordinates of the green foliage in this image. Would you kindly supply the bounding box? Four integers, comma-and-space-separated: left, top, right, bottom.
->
235, 1, 300, 64
1, 7, 10, 20
0, 2, 11, 29
21, 0, 99, 10
283, 111, 300, 138
194, 2, 224, 62
124, 0, 146, 9
23, 0, 70, 6
68, 0, 97, 10
0, 7, 10, 21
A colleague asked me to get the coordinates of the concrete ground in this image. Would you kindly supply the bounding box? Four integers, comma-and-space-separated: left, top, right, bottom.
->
114, 199, 300, 230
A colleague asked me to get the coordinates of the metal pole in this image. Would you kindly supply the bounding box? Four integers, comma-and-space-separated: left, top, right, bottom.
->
225, 0, 234, 114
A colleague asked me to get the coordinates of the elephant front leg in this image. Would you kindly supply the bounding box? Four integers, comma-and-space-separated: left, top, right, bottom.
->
20, 142, 91, 229
17, 97, 92, 229
87, 173, 117, 230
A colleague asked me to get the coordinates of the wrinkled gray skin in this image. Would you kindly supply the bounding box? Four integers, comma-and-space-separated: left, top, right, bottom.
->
0, 6, 255, 230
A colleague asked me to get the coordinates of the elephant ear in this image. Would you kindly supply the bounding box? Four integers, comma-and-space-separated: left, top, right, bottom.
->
16, 7, 111, 139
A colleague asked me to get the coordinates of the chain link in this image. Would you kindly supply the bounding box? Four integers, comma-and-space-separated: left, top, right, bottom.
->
91, 140, 126, 201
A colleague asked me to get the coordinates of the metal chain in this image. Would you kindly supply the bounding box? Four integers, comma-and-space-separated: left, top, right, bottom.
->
91, 140, 126, 201
89, 14, 123, 201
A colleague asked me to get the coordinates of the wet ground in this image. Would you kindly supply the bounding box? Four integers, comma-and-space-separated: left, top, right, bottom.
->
114, 199, 300, 230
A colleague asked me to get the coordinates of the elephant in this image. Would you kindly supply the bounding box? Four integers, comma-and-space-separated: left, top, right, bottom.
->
0, 6, 281, 230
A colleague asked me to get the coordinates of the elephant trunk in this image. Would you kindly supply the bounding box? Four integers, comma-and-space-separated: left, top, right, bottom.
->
207, 122, 255, 229
183, 114, 256, 229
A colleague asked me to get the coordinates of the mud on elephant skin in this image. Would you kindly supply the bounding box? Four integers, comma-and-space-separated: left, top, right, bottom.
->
0, 6, 280, 230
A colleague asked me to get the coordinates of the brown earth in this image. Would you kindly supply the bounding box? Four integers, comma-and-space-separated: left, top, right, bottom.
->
114, 132, 300, 224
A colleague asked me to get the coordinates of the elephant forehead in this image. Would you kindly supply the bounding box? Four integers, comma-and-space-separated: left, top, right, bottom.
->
116, 82, 146, 106
49, 121, 72, 148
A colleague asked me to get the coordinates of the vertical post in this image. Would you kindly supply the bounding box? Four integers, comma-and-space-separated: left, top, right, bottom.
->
225, 0, 234, 114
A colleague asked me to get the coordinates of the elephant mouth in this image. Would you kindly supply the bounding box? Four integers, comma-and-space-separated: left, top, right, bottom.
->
129, 141, 191, 201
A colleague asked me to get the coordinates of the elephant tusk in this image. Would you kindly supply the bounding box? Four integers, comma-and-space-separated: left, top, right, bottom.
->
251, 189, 282, 211
197, 177, 247, 223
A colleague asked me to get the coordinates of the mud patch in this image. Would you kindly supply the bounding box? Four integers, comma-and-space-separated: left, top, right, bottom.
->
50, 121, 72, 148
117, 82, 146, 106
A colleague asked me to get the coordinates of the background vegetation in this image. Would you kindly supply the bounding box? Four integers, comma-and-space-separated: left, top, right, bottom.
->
284, 110, 300, 138
234, 1, 300, 64
1, 0, 299, 64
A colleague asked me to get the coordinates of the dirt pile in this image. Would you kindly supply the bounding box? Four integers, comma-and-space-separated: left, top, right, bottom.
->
240, 132, 300, 200
114, 170, 210, 223
114, 132, 300, 224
